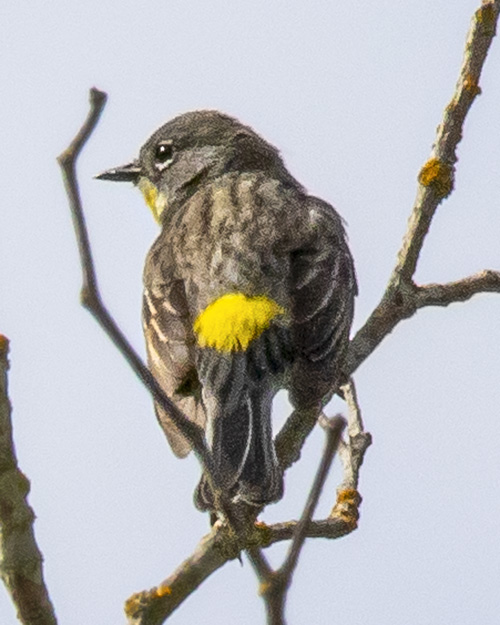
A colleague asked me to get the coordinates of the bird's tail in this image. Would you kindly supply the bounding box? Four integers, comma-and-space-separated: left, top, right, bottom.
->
194, 384, 283, 511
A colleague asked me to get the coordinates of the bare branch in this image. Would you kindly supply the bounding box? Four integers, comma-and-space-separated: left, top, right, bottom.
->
125, 504, 363, 624
56, 88, 221, 492
341, 378, 365, 437
125, 519, 282, 625
416, 270, 500, 308
334, 380, 372, 495
0, 336, 58, 625
275, 405, 320, 470
394, 0, 499, 283
57, 88, 106, 296
280, 416, 346, 581
124, 522, 245, 625
256, 578, 285, 625
247, 547, 273, 582
346, 1, 499, 379
247, 417, 346, 625
264, 516, 356, 542
126, 417, 350, 624
128, 516, 360, 624
328, 381, 372, 536
246, 548, 283, 624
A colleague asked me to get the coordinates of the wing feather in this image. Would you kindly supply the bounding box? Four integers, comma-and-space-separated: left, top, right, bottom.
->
143, 237, 205, 457
290, 197, 357, 407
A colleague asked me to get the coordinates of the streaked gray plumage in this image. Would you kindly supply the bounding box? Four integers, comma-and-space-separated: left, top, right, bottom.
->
98, 111, 357, 510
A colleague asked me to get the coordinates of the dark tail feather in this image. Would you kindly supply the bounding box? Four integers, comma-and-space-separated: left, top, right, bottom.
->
194, 386, 283, 511
237, 388, 283, 506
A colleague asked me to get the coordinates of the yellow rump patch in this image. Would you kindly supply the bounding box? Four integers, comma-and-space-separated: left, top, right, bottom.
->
194, 293, 284, 352
138, 177, 167, 223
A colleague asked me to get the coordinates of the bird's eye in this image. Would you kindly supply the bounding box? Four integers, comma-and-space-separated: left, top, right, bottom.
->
154, 141, 174, 169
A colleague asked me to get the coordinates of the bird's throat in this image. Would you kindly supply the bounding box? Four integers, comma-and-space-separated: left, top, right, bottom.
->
138, 177, 167, 224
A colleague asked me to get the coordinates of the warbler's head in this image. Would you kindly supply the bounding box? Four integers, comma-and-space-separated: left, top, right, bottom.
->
97, 110, 291, 224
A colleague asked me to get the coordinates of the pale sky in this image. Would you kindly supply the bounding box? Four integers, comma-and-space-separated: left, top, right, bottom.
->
1, 2, 499, 624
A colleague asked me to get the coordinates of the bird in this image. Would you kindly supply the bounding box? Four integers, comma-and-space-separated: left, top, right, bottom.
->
97, 110, 357, 511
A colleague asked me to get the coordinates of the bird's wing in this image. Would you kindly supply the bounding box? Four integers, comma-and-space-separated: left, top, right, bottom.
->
143, 241, 205, 458
289, 196, 357, 407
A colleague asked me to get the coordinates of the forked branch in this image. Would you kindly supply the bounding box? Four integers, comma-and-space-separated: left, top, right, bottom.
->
345, 0, 500, 378
127, 382, 371, 625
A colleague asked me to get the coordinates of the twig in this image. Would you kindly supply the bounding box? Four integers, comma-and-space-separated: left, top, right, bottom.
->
249, 416, 346, 625
416, 270, 500, 307
275, 405, 320, 470
125, 415, 350, 625
124, 522, 244, 625
246, 547, 273, 582
264, 517, 357, 541
56, 88, 221, 495
0, 336, 58, 625
331, 380, 371, 532
127, 395, 366, 624
280, 416, 346, 580
334, 380, 372, 494
393, 1, 498, 282
126, 510, 361, 624
341, 379, 364, 437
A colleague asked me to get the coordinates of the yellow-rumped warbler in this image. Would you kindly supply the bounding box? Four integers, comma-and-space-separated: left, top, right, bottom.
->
97, 111, 357, 510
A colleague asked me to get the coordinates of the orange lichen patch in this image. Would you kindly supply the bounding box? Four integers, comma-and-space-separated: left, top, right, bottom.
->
0, 334, 9, 357
330, 488, 362, 533
258, 581, 272, 596
337, 488, 362, 506
418, 158, 454, 198
124, 584, 173, 617
463, 74, 482, 97
476, 4, 497, 34
155, 584, 172, 597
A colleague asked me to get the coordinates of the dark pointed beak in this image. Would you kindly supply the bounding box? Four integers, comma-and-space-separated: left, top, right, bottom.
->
95, 161, 142, 183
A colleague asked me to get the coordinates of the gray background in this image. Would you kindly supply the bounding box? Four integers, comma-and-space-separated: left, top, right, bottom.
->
1, 1, 499, 624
